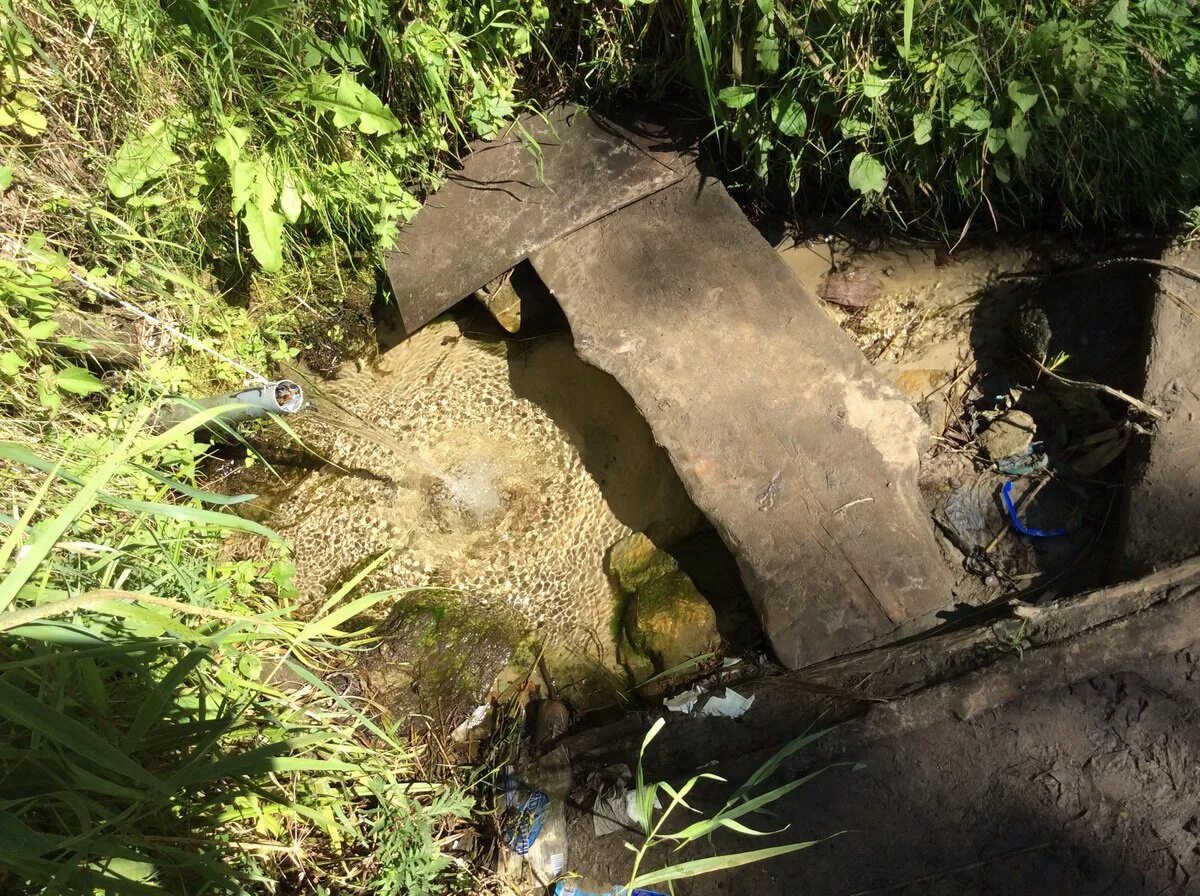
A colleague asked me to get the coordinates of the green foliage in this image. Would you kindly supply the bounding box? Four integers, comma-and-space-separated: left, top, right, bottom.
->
0, 25, 45, 137
623, 719, 837, 889
550, 0, 1200, 228
0, 408, 470, 895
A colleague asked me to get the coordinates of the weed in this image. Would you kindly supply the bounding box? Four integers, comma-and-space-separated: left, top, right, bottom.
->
622, 718, 841, 889
548, 1, 1200, 230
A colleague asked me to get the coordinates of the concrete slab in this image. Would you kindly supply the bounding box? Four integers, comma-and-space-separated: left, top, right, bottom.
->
1118, 246, 1200, 577
532, 178, 954, 668
383, 108, 685, 335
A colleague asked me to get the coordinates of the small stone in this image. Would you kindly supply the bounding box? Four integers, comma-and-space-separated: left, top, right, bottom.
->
817, 270, 883, 308
980, 410, 1037, 460
609, 533, 720, 672
1012, 300, 1052, 359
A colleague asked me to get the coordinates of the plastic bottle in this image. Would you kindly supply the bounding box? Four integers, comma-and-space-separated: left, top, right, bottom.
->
551, 877, 667, 896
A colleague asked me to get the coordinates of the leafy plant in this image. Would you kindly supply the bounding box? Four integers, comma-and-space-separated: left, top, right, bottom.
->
622, 718, 841, 890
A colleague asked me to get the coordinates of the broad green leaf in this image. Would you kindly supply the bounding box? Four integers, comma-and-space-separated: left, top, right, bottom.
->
0, 165, 11, 190
848, 151, 886, 195
754, 32, 780, 74
242, 174, 285, 272
771, 95, 807, 137
861, 71, 891, 99
212, 123, 249, 168
986, 128, 1006, 154
27, 320, 58, 341
1007, 80, 1039, 113
229, 159, 255, 214
1108, 0, 1130, 26
107, 120, 181, 199
0, 351, 22, 376
912, 111, 933, 145
279, 180, 302, 223
297, 72, 401, 136
1005, 118, 1032, 159
839, 118, 872, 139
717, 85, 757, 109
950, 100, 991, 131
56, 366, 106, 396
16, 104, 47, 136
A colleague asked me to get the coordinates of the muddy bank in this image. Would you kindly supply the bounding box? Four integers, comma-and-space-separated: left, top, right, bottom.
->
568, 644, 1200, 895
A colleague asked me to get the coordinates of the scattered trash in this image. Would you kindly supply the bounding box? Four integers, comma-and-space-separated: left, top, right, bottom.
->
701, 688, 755, 719
663, 686, 755, 719
552, 877, 666, 896
499, 700, 572, 887
663, 686, 704, 714
450, 703, 493, 743
994, 444, 1049, 476
943, 479, 997, 551
591, 784, 661, 836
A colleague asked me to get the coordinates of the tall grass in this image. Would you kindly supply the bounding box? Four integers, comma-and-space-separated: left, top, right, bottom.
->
0, 405, 473, 895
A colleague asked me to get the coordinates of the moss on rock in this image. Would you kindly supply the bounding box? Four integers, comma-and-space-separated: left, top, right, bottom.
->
609, 533, 721, 673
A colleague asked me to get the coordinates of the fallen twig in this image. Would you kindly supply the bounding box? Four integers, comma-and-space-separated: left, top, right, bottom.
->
1028, 354, 1165, 421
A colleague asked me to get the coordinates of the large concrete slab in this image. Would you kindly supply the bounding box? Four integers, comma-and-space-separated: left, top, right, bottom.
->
532, 178, 954, 668
384, 108, 685, 335
1118, 246, 1200, 577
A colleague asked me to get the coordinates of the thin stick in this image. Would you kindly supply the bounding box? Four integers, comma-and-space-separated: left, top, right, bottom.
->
846, 842, 1051, 895
1028, 355, 1165, 420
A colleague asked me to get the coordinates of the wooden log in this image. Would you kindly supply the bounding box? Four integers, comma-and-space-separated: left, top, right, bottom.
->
563, 555, 1200, 776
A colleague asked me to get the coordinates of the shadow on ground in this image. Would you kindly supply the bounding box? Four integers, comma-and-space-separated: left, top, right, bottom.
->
567, 646, 1200, 895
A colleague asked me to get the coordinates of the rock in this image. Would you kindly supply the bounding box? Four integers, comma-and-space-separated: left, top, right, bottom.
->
609, 533, 720, 672
895, 368, 952, 432
534, 178, 955, 669
980, 410, 1036, 460
383, 107, 686, 337
356, 592, 524, 724
1011, 299, 1052, 360
818, 270, 883, 308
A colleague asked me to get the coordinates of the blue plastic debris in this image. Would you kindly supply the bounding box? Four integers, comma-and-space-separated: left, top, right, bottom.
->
1001, 480, 1069, 538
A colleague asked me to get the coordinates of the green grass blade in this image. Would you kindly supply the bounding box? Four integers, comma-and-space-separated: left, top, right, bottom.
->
0, 678, 164, 789
628, 839, 829, 888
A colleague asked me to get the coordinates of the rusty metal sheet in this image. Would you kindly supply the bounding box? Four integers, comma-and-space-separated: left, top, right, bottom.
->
384, 108, 685, 335
532, 178, 954, 668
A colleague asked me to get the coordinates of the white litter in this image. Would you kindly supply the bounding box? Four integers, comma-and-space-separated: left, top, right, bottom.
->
449, 703, 492, 742
663, 685, 705, 714
592, 786, 661, 836
664, 685, 754, 719
700, 688, 755, 719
